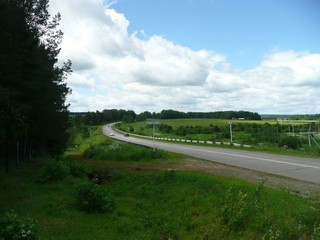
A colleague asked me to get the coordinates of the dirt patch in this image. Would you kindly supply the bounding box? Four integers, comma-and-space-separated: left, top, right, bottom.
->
125, 157, 320, 197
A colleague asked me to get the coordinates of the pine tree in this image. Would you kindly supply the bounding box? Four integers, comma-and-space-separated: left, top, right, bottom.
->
0, 0, 72, 156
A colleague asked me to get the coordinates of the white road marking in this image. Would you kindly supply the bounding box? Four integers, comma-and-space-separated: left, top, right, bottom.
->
175, 145, 320, 170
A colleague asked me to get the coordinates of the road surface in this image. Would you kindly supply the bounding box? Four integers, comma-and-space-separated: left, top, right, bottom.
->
103, 124, 320, 184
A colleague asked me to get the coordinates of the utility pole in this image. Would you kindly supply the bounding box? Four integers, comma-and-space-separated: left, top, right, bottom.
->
153, 123, 155, 152
228, 120, 233, 144
308, 125, 312, 147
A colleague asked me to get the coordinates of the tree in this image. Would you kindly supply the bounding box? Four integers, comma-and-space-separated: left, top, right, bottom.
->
0, 0, 72, 156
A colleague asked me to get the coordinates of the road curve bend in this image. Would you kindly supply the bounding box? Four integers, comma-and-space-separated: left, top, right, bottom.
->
102, 124, 320, 184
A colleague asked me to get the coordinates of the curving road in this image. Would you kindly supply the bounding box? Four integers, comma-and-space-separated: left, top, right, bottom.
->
102, 124, 320, 184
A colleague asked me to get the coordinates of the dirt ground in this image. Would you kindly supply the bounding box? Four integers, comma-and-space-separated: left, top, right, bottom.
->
128, 157, 320, 198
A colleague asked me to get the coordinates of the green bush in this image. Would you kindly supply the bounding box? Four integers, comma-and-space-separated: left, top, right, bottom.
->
75, 181, 115, 213
38, 159, 70, 183
38, 158, 87, 183
0, 211, 37, 240
279, 136, 302, 150
311, 224, 320, 240
84, 141, 168, 161
63, 157, 87, 177
220, 183, 271, 232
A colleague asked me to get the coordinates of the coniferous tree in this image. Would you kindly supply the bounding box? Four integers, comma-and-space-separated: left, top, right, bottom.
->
0, 0, 72, 156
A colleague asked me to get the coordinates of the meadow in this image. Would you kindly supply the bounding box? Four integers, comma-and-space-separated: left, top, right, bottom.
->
1, 126, 320, 239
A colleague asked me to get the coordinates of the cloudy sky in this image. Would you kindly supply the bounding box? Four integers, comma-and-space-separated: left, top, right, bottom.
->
49, 0, 320, 114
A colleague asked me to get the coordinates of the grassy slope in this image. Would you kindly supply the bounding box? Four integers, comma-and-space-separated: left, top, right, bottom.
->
0, 126, 319, 239
1, 160, 319, 239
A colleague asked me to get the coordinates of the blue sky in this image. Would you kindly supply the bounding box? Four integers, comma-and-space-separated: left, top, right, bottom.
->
112, 0, 320, 69
49, 0, 320, 114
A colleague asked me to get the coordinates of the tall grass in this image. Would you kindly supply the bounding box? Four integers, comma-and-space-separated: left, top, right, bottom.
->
1, 160, 319, 239
84, 139, 168, 161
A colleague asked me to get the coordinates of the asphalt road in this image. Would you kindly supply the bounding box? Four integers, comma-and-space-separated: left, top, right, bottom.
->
103, 124, 320, 184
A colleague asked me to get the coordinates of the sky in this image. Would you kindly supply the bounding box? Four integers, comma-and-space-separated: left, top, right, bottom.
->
49, 0, 320, 114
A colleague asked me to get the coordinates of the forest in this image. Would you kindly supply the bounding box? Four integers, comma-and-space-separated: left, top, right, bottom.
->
70, 109, 262, 126
0, 0, 72, 170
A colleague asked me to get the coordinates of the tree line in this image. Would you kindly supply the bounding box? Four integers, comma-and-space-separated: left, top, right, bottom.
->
71, 109, 262, 126
0, 0, 72, 171
158, 109, 261, 120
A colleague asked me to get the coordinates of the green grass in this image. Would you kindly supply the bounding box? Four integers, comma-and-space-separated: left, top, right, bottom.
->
128, 119, 273, 135
1, 158, 320, 239
65, 126, 107, 155
124, 119, 320, 157
1, 126, 320, 239
126, 119, 276, 139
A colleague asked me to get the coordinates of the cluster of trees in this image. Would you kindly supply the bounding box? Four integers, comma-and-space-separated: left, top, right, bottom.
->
72, 109, 262, 126
158, 110, 262, 120
0, 0, 72, 167
155, 122, 305, 149
71, 109, 137, 126
158, 123, 221, 136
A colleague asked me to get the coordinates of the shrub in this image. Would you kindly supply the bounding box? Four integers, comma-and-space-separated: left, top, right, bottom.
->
63, 157, 87, 177
38, 159, 70, 183
311, 224, 320, 240
87, 169, 113, 184
84, 141, 168, 161
279, 136, 302, 150
220, 182, 271, 232
38, 157, 87, 183
0, 210, 37, 240
220, 188, 250, 230
75, 181, 115, 213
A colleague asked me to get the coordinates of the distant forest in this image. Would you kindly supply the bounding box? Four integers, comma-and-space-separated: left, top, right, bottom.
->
70, 109, 262, 126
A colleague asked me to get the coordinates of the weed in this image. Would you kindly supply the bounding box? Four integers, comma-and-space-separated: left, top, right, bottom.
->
75, 181, 115, 213
38, 158, 70, 183
0, 210, 37, 240
84, 140, 168, 161
261, 226, 282, 240
220, 181, 271, 232
38, 157, 87, 183
220, 188, 250, 230
87, 169, 113, 184
311, 224, 320, 240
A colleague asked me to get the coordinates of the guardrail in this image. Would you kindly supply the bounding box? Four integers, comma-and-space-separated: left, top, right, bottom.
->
113, 127, 251, 148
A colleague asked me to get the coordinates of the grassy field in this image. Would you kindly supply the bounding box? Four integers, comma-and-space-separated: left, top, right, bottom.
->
121, 119, 320, 157
1, 126, 320, 239
130, 118, 275, 130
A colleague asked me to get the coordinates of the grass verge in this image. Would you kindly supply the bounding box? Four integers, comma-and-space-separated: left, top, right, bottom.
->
1, 126, 319, 239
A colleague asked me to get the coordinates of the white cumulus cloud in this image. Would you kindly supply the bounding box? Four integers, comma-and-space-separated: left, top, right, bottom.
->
49, 0, 320, 114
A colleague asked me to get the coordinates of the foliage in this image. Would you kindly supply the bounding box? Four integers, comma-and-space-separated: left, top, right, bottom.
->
81, 126, 90, 139
159, 109, 262, 120
70, 109, 137, 126
0, 0, 72, 155
311, 224, 320, 240
84, 139, 168, 161
220, 182, 271, 231
38, 157, 86, 183
70, 109, 262, 127
1, 157, 320, 239
127, 119, 320, 157
0, 210, 37, 240
280, 136, 302, 150
75, 181, 115, 213
38, 159, 70, 183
